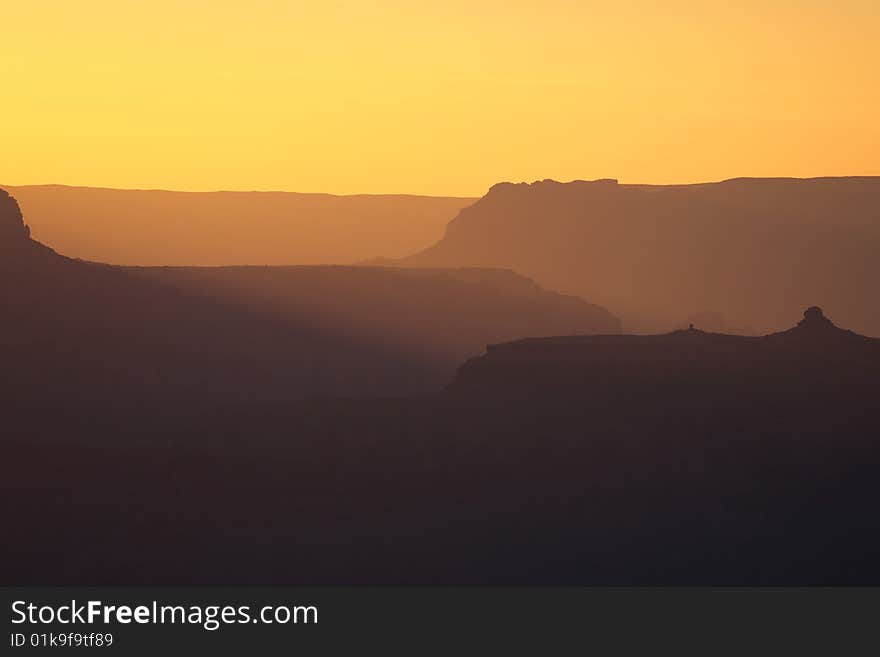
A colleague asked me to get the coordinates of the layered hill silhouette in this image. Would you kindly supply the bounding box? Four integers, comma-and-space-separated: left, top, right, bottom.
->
4, 184, 474, 265
0, 188, 619, 410
397, 177, 880, 336
3, 184, 879, 586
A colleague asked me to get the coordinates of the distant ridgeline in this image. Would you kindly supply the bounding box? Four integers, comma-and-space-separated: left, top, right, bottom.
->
449, 306, 880, 406
2, 184, 475, 266
400, 176, 880, 336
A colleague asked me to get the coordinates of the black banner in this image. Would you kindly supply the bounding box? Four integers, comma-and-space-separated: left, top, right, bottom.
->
2, 587, 878, 654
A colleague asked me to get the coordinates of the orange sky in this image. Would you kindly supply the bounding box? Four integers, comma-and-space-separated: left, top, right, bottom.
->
3, 1, 878, 196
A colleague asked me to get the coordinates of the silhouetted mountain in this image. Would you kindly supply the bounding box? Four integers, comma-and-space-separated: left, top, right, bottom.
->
3, 184, 474, 265
0, 188, 618, 410
398, 177, 880, 336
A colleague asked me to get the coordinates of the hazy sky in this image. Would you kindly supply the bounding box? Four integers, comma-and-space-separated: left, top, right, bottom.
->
3, 1, 878, 195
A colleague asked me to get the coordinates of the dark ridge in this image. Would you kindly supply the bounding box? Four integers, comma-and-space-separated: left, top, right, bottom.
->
448, 306, 880, 397
5, 305, 879, 585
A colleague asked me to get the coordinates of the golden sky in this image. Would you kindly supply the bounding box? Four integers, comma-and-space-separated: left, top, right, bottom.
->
3, 1, 878, 196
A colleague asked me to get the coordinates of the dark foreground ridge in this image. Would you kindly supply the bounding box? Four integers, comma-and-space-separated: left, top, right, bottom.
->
3, 304, 878, 585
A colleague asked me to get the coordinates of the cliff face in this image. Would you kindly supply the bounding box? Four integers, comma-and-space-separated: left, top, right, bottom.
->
0, 189, 56, 261
0, 189, 30, 243
402, 177, 880, 336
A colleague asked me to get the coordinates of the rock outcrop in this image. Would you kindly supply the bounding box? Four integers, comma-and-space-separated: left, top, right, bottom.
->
0, 188, 55, 260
